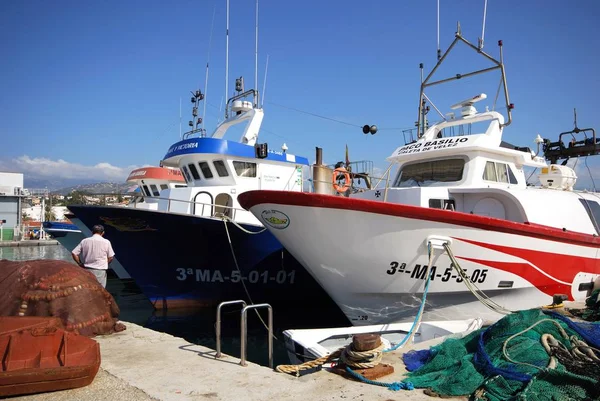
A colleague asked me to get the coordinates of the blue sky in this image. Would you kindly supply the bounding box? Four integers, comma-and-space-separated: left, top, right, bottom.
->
1, 0, 599, 184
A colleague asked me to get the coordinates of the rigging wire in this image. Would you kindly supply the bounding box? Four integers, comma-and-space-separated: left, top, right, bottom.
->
267, 101, 415, 132
267, 101, 361, 128
585, 156, 597, 191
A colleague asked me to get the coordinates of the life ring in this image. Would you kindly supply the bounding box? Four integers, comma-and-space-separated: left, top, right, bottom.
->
332, 167, 351, 193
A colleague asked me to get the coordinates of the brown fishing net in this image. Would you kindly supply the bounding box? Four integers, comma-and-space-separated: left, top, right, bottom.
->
0, 259, 126, 336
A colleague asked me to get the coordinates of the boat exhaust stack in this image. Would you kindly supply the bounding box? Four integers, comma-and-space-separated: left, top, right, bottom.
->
312, 147, 334, 195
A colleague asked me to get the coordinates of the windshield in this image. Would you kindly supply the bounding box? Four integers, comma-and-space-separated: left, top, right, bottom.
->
394, 158, 465, 187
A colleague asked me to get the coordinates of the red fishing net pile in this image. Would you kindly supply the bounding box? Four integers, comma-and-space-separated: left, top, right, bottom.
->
0, 259, 125, 336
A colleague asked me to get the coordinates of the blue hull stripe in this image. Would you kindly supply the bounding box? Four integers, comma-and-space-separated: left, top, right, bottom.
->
163, 137, 309, 165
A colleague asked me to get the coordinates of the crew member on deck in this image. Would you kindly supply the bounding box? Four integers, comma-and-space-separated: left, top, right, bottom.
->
71, 224, 115, 288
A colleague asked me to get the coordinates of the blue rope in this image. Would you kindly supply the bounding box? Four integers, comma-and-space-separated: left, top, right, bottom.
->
345, 366, 414, 391
383, 241, 434, 353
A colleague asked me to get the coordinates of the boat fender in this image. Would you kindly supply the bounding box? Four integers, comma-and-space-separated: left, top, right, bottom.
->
332, 167, 351, 193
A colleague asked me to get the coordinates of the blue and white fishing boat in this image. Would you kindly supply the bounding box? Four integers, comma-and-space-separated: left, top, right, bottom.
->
67, 2, 341, 315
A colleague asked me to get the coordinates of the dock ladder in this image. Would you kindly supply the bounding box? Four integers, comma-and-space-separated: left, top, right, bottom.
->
215, 300, 273, 368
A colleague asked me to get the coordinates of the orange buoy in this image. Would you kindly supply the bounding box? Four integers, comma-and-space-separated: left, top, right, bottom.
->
332, 167, 351, 193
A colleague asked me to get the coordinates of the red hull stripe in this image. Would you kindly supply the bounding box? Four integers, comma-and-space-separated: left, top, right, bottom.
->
455, 237, 600, 282
238, 190, 600, 248
456, 256, 574, 300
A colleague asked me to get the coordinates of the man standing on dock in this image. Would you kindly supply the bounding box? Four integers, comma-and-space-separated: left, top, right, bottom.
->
71, 224, 115, 288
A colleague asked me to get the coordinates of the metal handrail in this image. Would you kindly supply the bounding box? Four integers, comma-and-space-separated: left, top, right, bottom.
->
132, 195, 247, 218
215, 300, 247, 359
241, 303, 273, 368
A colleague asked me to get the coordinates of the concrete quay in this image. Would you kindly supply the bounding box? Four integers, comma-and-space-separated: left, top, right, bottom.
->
0, 240, 59, 247
11, 322, 462, 401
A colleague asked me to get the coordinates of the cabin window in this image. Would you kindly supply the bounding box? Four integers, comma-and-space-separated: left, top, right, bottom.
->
150, 185, 160, 197
483, 162, 517, 184
213, 160, 229, 177
507, 167, 518, 184
175, 184, 186, 188
429, 199, 456, 210
579, 199, 600, 233
188, 163, 201, 180
199, 162, 214, 178
160, 184, 168, 191
142, 185, 152, 197
394, 159, 464, 187
181, 166, 193, 183
483, 161, 498, 182
233, 161, 257, 177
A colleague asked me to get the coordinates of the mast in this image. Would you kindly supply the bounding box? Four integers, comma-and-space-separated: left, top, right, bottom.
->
255, 0, 259, 107
225, 0, 230, 113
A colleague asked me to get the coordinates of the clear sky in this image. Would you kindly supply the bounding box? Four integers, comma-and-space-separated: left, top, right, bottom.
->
1, 0, 599, 185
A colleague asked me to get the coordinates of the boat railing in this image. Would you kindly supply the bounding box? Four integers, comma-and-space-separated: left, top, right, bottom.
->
130, 195, 249, 222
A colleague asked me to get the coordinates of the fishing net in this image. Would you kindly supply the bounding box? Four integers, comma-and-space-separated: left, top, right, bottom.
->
0, 259, 125, 336
569, 289, 600, 322
402, 309, 600, 400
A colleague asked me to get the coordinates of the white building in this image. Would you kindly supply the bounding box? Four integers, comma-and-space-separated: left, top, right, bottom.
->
0, 172, 25, 240
23, 205, 69, 221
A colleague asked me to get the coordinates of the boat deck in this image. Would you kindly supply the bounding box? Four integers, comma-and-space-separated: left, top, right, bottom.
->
10, 321, 465, 401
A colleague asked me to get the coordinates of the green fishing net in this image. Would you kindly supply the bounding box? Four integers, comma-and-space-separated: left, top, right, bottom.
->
403, 309, 600, 400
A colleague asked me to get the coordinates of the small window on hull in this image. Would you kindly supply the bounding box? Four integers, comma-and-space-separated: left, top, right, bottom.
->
181, 166, 192, 183
199, 162, 214, 178
484, 161, 518, 184
188, 164, 201, 180
429, 199, 456, 210
233, 161, 257, 177
150, 185, 160, 197
213, 160, 229, 177
579, 199, 600, 234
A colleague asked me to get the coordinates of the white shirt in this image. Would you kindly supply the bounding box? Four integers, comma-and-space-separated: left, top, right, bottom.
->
72, 234, 115, 270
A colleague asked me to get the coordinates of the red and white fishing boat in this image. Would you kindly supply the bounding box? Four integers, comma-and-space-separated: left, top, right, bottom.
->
239, 29, 600, 325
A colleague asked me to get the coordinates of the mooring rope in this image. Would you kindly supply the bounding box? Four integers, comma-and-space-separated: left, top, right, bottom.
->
443, 242, 513, 315
222, 219, 276, 340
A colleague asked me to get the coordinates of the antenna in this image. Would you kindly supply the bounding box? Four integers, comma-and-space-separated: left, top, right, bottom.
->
437, 0, 441, 60
261, 54, 269, 108
479, 0, 488, 49
255, 0, 259, 107
179, 97, 182, 139
202, 5, 217, 134
225, 0, 230, 110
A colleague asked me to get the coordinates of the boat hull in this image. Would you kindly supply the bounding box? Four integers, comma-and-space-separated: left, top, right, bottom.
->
67, 205, 344, 318
43, 221, 131, 279
239, 191, 600, 325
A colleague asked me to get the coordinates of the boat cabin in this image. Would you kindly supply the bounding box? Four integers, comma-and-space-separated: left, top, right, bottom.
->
157, 87, 308, 226
127, 167, 186, 210
355, 99, 600, 236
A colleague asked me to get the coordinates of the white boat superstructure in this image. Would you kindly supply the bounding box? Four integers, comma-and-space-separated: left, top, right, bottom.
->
153, 78, 306, 226
239, 28, 600, 325
126, 166, 186, 210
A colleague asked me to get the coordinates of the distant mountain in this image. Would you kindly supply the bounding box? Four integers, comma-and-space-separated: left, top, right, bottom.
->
52, 182, 130, 195
24, 177, 104, 192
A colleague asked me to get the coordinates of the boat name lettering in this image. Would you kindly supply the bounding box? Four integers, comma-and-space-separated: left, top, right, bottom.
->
386, 261, 487, 284
175, 268, 296, 284
128, 170, 147, 177
166, 142, 199, 155
396, 137, 469, 155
